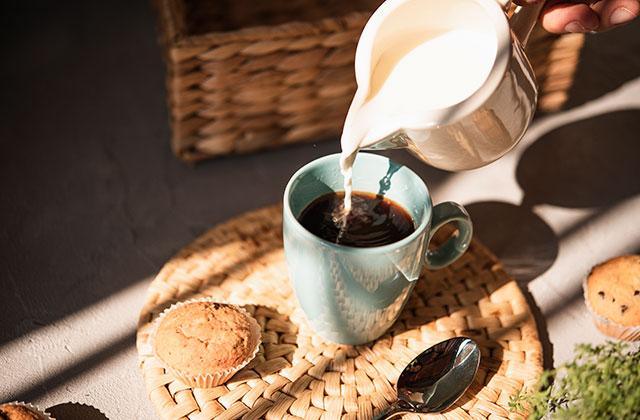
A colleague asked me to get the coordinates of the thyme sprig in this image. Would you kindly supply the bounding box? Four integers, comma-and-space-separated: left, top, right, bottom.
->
509, 341, 640, 419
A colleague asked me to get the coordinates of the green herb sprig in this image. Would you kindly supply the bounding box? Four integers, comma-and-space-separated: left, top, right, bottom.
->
509, 341, 640, 419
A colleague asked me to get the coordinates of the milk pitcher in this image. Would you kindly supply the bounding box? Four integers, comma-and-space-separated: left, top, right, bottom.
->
347, 0, 544, 171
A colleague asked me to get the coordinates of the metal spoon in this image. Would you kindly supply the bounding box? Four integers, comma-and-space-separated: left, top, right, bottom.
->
373, 337, 481, 420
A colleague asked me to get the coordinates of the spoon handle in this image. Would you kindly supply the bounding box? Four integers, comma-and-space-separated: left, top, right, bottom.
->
372, 403, 407, 420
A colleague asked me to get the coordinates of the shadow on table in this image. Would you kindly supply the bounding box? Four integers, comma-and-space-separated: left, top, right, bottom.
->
47, 402, 109, 420
560, 22, 640, 111
465, 203, 566, 368
466, 201, 557, 370
466, 109, 640, 369
466, 201, 558, 285
470, 109, 640, 283
516, 109, 640, 210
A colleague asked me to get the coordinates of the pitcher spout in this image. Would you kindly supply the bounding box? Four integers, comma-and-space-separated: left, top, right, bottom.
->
360, 130, 411, 151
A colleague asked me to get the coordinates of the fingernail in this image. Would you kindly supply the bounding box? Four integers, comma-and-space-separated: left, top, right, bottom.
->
564, 21, 587, 33
610, 7, 636, 26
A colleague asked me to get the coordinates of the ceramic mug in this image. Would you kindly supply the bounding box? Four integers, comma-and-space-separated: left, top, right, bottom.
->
283, 153, 472, 344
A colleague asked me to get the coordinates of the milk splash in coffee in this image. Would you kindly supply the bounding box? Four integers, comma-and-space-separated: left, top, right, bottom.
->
338, 27, 497, 213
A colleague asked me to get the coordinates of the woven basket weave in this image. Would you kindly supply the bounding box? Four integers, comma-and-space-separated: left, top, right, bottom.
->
137, 205, 544, 420
155, 0, 584, 162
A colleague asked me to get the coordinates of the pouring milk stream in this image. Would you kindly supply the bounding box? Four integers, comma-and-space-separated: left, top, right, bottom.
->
336, 0, 543, 215
339, 28, 496, 211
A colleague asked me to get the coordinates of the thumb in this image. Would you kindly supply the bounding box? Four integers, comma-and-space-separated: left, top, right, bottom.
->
540, 1, 600, 33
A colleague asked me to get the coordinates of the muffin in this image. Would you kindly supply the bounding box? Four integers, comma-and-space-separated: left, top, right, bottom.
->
0, 402, 52, 420
153, 299, 261, 387
584, 255, 640, 341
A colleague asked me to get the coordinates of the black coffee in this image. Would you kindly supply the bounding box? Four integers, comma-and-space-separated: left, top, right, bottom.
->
298, 191, 415, 247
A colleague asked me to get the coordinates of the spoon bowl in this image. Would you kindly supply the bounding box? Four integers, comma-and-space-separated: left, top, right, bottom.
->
374, 337, 480, 419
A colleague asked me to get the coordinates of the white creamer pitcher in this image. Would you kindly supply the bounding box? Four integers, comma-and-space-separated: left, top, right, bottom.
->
342, 0, 544, 171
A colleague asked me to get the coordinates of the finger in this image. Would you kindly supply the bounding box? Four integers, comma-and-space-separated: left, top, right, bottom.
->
540, 1, 601, 33
591, 0, 639, 31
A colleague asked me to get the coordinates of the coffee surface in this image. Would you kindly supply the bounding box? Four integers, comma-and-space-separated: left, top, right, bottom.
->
298, 191, 415, 247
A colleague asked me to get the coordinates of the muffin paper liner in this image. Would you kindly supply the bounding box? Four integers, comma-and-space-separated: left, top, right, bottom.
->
583, 279, 640, 342
1, 401, 55, 420
151, 297, 262, 388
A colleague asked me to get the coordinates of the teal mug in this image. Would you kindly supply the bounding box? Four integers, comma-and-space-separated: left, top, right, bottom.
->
283, 153, 472, 344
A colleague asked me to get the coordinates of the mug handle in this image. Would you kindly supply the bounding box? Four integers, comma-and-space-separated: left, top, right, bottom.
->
425, 202, 473, 270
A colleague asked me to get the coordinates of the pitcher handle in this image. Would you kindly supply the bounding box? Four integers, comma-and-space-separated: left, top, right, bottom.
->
509, 2, 545, 48
425, 202, 473, 270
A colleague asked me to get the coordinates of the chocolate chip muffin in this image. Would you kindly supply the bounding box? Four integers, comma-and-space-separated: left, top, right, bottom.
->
153, 299, 261, 387
584, 255, 640, 341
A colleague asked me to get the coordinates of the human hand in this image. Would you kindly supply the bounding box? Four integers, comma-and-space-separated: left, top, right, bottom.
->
515, 0, 639, 33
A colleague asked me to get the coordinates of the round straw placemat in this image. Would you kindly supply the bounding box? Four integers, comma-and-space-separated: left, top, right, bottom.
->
137, 205, 543, 420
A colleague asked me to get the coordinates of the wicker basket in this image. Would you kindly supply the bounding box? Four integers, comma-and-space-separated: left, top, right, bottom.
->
155, 0, 584, 162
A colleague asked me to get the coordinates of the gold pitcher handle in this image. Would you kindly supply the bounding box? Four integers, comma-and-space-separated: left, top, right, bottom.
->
509, 1, 545, 47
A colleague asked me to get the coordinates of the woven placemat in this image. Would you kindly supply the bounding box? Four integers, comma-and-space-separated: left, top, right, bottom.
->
137, 205, 543, 420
